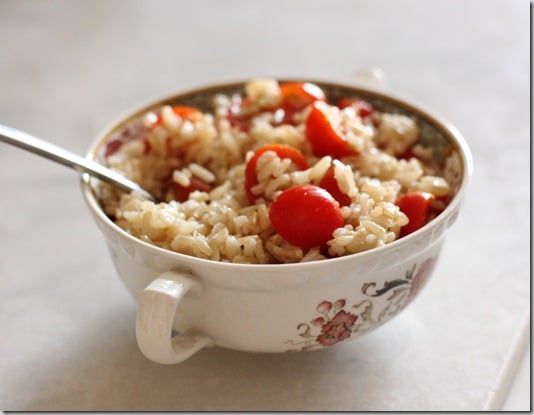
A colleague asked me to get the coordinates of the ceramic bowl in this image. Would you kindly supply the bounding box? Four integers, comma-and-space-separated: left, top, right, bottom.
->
81, 79, 473, 364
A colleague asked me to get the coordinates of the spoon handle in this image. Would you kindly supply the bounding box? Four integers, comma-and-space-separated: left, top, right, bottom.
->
0, 124, 154, 201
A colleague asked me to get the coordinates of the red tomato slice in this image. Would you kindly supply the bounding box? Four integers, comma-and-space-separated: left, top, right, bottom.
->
104, 138, 124, 158
152, 105, 203, 128
318, 166, 352, 207
227, 98, 255, 132
269, 184, 344, 249
143, 138, 152, 154
280, 82, 326, 111
305, 101, 358, 158
397, 148, 416, 160
229, 83, 325, 129
280, 82, 326, 124
395, 191, 435, 236
105, 136, 151, 158
336, 98, 374, 118
245, 144, 309, 203
165, 175, 212, 202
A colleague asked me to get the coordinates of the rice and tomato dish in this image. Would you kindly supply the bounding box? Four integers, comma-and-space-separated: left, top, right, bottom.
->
98, 78, 453, 264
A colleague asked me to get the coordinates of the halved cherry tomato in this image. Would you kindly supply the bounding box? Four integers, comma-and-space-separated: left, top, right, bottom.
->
336, 98, 374, 118
229, 83, 325, 129
397, 148, 416, 160
280, 82, 326, 124
395, 191, 435, 236
318, 166, 352, 207
143, 138, 152, 154
305, 101, 358, 158
280, 82, 326, 111
152, 105, 203, 128
104, 137, 151, 157
269, 184, 344, 249
227, 98, 255, 132
245, 144, 308, 203
104, 138, 124, 158
165, 175, 212, 202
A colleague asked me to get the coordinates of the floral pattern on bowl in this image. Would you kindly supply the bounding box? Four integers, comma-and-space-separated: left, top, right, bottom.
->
285, 256, 438, 351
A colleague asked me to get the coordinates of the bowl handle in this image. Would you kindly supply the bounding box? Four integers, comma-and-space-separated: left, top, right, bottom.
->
136, 271, 214, 364
353, 67, 388, 90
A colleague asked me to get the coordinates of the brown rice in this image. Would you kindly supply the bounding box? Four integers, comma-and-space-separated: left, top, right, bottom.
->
98, 78, 452, 264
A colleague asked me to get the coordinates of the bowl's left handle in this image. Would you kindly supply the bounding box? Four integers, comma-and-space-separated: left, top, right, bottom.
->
136, 271, 214, 364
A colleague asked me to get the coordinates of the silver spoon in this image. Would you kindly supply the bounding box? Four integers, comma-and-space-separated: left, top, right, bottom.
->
0, 124, 155, 201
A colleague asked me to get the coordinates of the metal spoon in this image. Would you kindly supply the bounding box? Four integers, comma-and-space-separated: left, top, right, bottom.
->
0, 124, 155, 201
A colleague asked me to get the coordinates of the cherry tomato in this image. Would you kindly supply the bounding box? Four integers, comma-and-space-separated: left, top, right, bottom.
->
143, 138, 152, 154
395, 191, 435, 236
269, 184, 344, 249
229, 83, 325, 129
245, 144, 308, 203
104, 138, 124, 158
336, 98, 374, 118
280, 82, 325, 111
165, 175, 212, 202
152, 105, 202, 128
305, 101, 358, 158
318, 166, 352, 207
227, 98, 254, 132
279, 82, 326, 124
104, 136, 151, 158
397, 148, 416, 160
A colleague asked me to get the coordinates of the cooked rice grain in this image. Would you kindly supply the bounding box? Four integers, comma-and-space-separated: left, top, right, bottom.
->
100, 78, 453, 264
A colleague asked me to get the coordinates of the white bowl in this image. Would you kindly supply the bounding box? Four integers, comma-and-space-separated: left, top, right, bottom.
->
81, 79, 473, 364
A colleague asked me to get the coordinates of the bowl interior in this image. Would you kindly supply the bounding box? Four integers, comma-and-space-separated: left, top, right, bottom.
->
91, 80, 470, 191
82, 79, 472, 267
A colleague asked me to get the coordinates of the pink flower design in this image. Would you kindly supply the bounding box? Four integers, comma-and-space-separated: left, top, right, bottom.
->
317, 301, 333, 314
316, 309, 358, 346
333, 299, 346, 310
311, 317, 326, 327
289, 260, 442, 351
